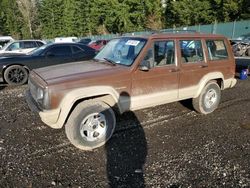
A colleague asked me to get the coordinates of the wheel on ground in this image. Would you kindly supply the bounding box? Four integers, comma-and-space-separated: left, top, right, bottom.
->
4, 65, 28, 86
65, 100, 116, 150
192, 81, 221, 114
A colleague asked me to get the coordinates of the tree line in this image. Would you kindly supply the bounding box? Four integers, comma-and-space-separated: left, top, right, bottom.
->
0, 0, 249, 39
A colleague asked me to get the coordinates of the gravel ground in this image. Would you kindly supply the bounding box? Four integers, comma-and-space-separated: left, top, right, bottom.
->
0, 77, 250, 188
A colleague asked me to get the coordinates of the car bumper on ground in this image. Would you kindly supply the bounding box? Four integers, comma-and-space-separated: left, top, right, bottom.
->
25, 90, 62, 129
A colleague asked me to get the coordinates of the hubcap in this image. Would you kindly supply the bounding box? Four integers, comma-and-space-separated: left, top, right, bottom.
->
7, 68, 25, 83
79, 113, 107, 142
204, 88, 217, 109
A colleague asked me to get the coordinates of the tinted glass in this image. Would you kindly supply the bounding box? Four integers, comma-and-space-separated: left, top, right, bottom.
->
23, 41, 37, 48
48, 46, 72, 56
36, 41, 44, 47
72, 46, 84, 54
180, 40, 204, 63
206, 40, 228, 60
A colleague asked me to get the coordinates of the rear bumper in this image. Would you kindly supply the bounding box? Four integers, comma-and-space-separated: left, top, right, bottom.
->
224, 77, 237, 89
25, 90, 62, 129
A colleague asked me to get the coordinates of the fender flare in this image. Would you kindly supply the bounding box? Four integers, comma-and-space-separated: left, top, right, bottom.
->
55, 86, 120, 128
194, 72, 224, 98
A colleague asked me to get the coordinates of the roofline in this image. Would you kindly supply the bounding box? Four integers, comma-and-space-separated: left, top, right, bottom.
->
118, 33, 227, 40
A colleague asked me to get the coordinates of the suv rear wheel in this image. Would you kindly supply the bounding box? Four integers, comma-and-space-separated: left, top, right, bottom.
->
65, 100, 116, 150
192, 81, 221, 114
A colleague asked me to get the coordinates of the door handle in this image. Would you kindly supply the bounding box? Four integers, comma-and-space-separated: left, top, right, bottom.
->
199, 65, 208, 68
169, 68, 179, 72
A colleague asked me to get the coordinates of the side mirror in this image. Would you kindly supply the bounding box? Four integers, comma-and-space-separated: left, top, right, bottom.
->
139, 60, 151, 71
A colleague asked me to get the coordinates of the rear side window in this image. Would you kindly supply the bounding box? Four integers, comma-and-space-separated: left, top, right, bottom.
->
36, 41, 44, 47
206, 40, 228, 60
180, 40, 204, 63
23, 41, 37, 48
72, 46, 84, 54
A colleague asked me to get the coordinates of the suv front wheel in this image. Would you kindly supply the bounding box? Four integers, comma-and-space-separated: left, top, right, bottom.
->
65, 100, 116, 150
192, 81, 221, 114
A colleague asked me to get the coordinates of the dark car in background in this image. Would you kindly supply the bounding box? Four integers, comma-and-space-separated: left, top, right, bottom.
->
0, 43, 96, 86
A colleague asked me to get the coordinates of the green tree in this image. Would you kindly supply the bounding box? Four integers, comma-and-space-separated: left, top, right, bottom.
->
39, 0, 64, 38
0, 0, 22, 38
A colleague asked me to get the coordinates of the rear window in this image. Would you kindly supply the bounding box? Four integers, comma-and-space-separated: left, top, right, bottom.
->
206, 40, 228, 60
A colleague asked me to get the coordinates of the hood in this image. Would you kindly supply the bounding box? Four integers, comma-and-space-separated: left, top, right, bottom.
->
0, 53, 29, 60
33, 60, 125, 84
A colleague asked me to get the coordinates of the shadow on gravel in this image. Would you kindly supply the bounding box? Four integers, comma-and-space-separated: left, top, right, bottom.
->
106, 92, 147, 188
0, 86, 6, 91
179, 99, 195, 111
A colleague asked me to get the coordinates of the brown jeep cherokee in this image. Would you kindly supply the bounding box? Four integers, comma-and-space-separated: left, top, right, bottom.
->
26, 33, 237, 150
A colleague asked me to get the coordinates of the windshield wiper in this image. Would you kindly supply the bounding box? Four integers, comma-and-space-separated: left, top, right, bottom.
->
103, 58, 116, 66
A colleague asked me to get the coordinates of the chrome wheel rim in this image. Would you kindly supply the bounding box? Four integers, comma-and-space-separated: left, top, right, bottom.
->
204, 88, 217, 109
79, 113, 107, 142
7, 68, 25, 83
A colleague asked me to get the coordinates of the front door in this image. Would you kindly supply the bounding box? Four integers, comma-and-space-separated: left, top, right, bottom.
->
43, 45, 73, 67
131, 39, 179, 110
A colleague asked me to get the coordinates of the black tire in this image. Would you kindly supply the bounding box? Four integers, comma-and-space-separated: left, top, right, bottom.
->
4, 65, 28, 86
192, 81, 221, 114
65, 100, 116, 150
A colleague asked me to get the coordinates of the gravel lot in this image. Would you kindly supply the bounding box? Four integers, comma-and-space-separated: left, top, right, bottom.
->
0, 77, 250, 187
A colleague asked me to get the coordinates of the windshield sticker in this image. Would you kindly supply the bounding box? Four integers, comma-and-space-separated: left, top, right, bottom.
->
125, 40, 140, 46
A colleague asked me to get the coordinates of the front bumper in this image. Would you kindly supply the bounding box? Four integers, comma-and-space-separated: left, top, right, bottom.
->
26, 90, 62, 129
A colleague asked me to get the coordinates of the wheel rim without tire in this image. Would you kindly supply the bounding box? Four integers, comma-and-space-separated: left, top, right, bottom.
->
204, 88, 217, 109
79, 113, 107, 142
7, 68, 25, 84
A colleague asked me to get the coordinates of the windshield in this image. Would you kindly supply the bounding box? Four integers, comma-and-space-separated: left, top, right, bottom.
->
95, 37, 147, 66
28, 43, 51, 56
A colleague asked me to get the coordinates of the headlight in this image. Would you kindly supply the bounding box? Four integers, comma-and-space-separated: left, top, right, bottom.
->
37, 88, 44, 100
29, 78, 50, 110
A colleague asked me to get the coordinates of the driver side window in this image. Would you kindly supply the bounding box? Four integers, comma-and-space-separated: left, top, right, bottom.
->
141, 40, 175, 68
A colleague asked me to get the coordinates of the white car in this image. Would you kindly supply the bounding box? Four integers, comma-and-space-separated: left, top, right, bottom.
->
0, 36, 14, 49
0, 40, 45, 54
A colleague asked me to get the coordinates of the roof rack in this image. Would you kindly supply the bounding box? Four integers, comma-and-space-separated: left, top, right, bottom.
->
151, 29, 198, 34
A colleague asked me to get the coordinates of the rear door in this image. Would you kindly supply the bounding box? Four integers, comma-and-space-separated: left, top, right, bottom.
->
178, 38, 210, 99
131, 39, 179, 110
205, 39, 234, 80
